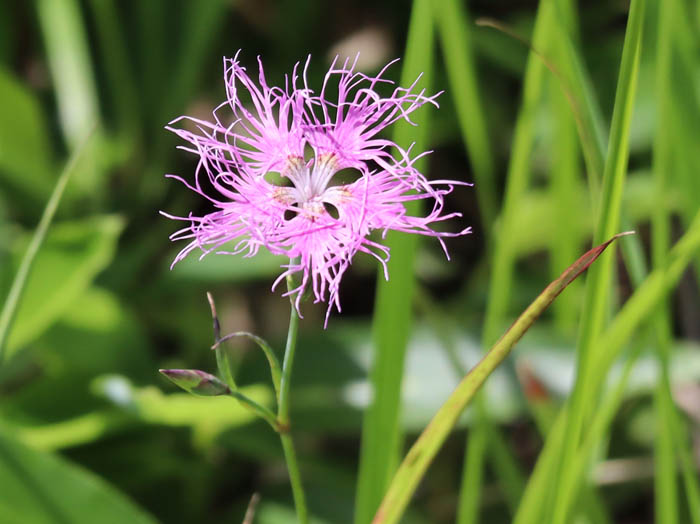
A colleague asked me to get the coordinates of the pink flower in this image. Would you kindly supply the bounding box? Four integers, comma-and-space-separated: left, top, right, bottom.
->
164, 52, 471, 324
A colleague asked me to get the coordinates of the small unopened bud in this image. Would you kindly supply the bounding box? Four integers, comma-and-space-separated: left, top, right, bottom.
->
159, 369, 230, 396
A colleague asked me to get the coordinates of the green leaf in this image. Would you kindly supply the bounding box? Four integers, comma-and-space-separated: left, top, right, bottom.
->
460, 3, 556, 522
372, 233, 630, 524
0, 135, 101, 362
514, 207, 700, 524
5, 215, 124, 357
434, 0, 496, 226
135, 383, 273, 448
0, 67, 54, 202
36, 0, 100, 149
548, 1, 646, 521
0, 427, 157, 524
354, 1, 435, 522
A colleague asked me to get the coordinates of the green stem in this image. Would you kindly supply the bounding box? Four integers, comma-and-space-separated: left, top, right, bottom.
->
277, 278, 308, 524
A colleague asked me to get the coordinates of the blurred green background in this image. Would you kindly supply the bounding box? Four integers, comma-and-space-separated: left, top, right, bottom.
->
1, 0, 700, 523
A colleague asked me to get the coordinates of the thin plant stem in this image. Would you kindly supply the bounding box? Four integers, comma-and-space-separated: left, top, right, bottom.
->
277, 275, 308, 524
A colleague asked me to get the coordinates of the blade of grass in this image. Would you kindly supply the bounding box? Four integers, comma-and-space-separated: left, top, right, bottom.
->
652, 1, 680, 521
561, 344, 643, 521
458, 2, 554, 521
434, 0, 496, 227
477, 12, 648, 291
666, 0, 700, 304
136, 0, 166, 135
416, 289, 526, 512
85, 0, 140, 150
476, 10, 649, 520
36, 0, 100, 149
546, 10, 649, 291
517, 364, 612, 524
571, 210, 700, 518
674, 412, 700, 523
549, 0, 582, 334
353, 1, 435, 522
515, 208, 700, 523
0, 130, 95, 363
141, 0, 230, 201
655, 1, 700, 518
548, 2, 645, 522
372, 232, 632, 524
36, 0, 104, 200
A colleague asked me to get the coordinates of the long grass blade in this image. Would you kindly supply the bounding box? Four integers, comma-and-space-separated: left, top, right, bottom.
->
549, 0, 582, 333
353, 1, 435, 522
434, 0, 496, 226
36, 0, 100, 149
458, 3, 554, 521
548, 2, 645, 521
515, 207, 700, 523
85, 0, 140, 149
652, 1, 680, 521
372, 232, 632, 524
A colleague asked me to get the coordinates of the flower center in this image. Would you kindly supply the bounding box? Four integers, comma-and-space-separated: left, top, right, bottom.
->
274, 154, 349, 221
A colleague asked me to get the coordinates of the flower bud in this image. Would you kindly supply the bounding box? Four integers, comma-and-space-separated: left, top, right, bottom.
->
159, 369, 230, 396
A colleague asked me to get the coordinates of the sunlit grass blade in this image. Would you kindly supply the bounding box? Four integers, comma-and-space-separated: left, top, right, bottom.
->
458, 3, 554, 521
477, 11, 649, 294
0, 130, 95, 363
665, 0, 700, 300
517, 363, 612, 524
353, 1, 434, 522
547, 2, 645, 522
652, 0, 680, 521
549, 0, 582, 334
372, 232, 632, 524
556, 345, 642, 523
36, 0, 100, 150
434, 0, 496, 227
416, 290, 526, 513
515, 207, 700, 523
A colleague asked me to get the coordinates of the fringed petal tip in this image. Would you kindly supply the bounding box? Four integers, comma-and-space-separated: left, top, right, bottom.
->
163, 52, 472, 326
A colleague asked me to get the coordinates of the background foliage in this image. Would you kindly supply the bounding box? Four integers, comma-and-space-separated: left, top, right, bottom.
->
1, 0, 700, 522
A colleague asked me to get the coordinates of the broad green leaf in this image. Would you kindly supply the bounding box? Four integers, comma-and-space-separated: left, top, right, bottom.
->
134, 383, 272, 448
0, 67, 53, 202
11, 378, 273, 452
0, 137, 99, 362
0, 427, 157, 524
5, 216, 124, 357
